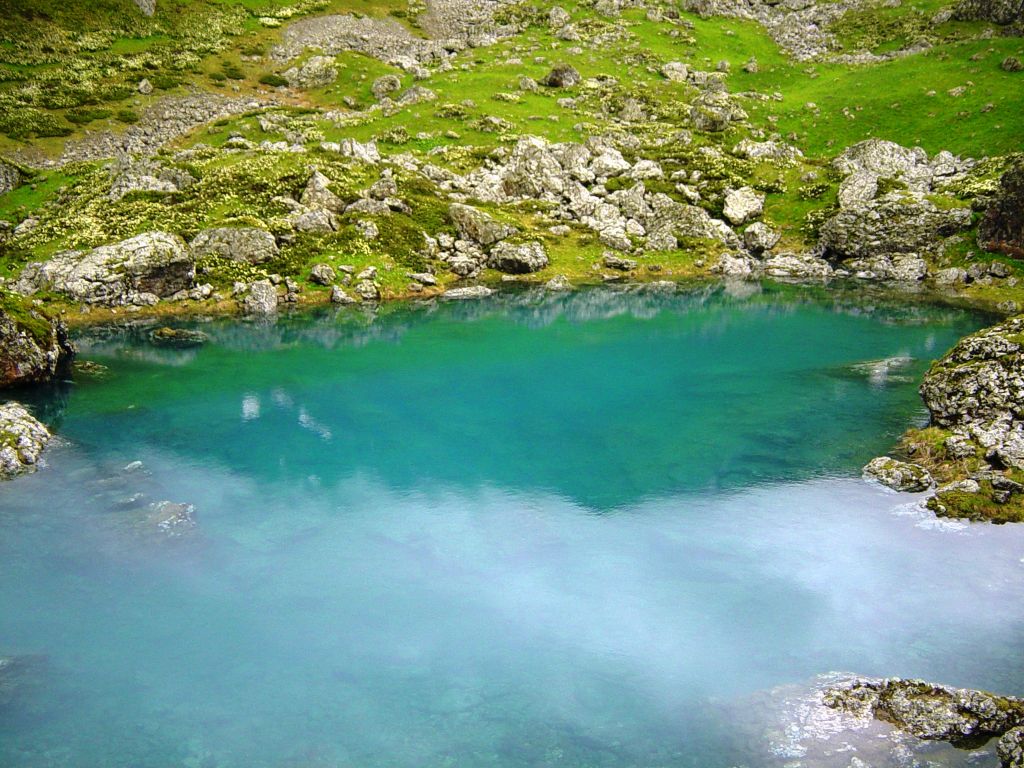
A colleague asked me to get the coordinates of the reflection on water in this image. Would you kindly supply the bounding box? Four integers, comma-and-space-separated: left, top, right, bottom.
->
1, 284, 1021, 768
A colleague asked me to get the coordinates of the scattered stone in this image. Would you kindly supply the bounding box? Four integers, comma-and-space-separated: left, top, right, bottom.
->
0, 402, 50, 480
545, 274, 572, 291
1002, 56, 1023, 72
354, 280, 380, 301
372, 74, 402, 100
137, 78, 153, 95
661, 61, 689, 81
862, 456, 933, 492
310, 264, 336, 286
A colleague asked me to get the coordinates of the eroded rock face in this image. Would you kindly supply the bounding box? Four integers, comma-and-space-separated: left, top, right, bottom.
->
0, 402, 50, 480
0, 303, 74, 388
824, 678, 1024, 746
15, 232, 194, 306
190, 228, 278, 264
1000, 726, 1024, 768
862, 456, 933, 492
978, 159, 1024, 258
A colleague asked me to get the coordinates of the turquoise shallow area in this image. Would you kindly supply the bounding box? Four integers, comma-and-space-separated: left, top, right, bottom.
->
2, 283, 1023, 767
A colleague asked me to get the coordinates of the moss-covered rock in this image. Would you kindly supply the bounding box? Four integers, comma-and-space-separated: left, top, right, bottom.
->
0, 292, 74, 388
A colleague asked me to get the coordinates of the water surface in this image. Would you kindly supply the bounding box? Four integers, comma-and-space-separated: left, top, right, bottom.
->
2, 283, 1022, 768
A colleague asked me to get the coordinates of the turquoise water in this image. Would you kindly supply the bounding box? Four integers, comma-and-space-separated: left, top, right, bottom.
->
2, 283, 1023, 767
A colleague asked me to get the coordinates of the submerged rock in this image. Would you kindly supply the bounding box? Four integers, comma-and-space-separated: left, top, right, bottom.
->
824, 677, 1024, 748
0, 402, 50, 480
863, 456, 933, 492
149, 327, 209, 348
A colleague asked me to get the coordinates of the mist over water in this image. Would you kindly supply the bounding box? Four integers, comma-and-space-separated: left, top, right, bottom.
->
2, 284, 1023, 767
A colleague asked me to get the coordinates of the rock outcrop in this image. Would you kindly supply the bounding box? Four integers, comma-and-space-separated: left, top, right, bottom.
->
978, 159, 1024, 258
15, 232, 195, 306
0, 402, 50, 480
190, 228, 278, 264
824, 677, 1024, 750
953, 0, 1023, 24
0, 300, 74, 388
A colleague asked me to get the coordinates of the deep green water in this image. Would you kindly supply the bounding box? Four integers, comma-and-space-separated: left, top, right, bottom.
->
2, 283, 1023, 768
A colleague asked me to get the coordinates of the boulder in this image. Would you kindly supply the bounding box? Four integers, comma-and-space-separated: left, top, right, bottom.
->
723, 186, 764, 225
300, 171, 345, 213
310, 264, 336, 285
844, 253, 929, 282
243, 280, 278, 315
289, 209, 338, 233
540, 64, 581, 88
743, 222, 780, 254
824, 677, 1024, 745
690, 91, 746, 132
488, 242, 549, 274
661, 61, 689, 81
330, 285, 356, 304
14, 232, 194, 306
283, 55, 338, 88
862, 456, 933, 492
762, 252, 833, 279
372, 74, 402, 100
0, 300, 74, 388
978, 159, 1024, 258
819, 198, 971, 261
0, 160, 22, 195
0, 402, 50, 480
449, 203, 516, 245
190, 227, 278, 263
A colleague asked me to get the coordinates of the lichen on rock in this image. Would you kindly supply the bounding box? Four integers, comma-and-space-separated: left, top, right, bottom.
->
0, 402, 51, 480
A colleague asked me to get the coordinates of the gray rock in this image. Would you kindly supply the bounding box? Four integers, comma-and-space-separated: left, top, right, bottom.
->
762, 252, 833, 279
289, 209, 338, 233
862, 456, 933, 492
190, 228, 278, 264
15, 232, 194, 306
488, 241, 549, 274
283, 55, 338, 89
661, 61, 689, 82
953, 0, 1022, 24
602, 253, 637, 271
743, 222, 780, 254
372, 74, 402, 100
138, 78, 153, 95
354, 279, 380, 301
301, 170, 345, 213
820, 198, 971, 261
0, 403, 50, 480
330, 285, 356, 304
690, 90, 747, 132
449, 203, 516, 245
723, 186, 765, 225
243, 280, 278, 315
310, 264, 336, 285
845, 253, 929, 282
545, 274, 572, 291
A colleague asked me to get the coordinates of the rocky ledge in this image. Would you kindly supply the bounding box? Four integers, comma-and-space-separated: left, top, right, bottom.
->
0, 402, 51, 480
864, 313, 1024, 522
824, 677, 1024, 766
